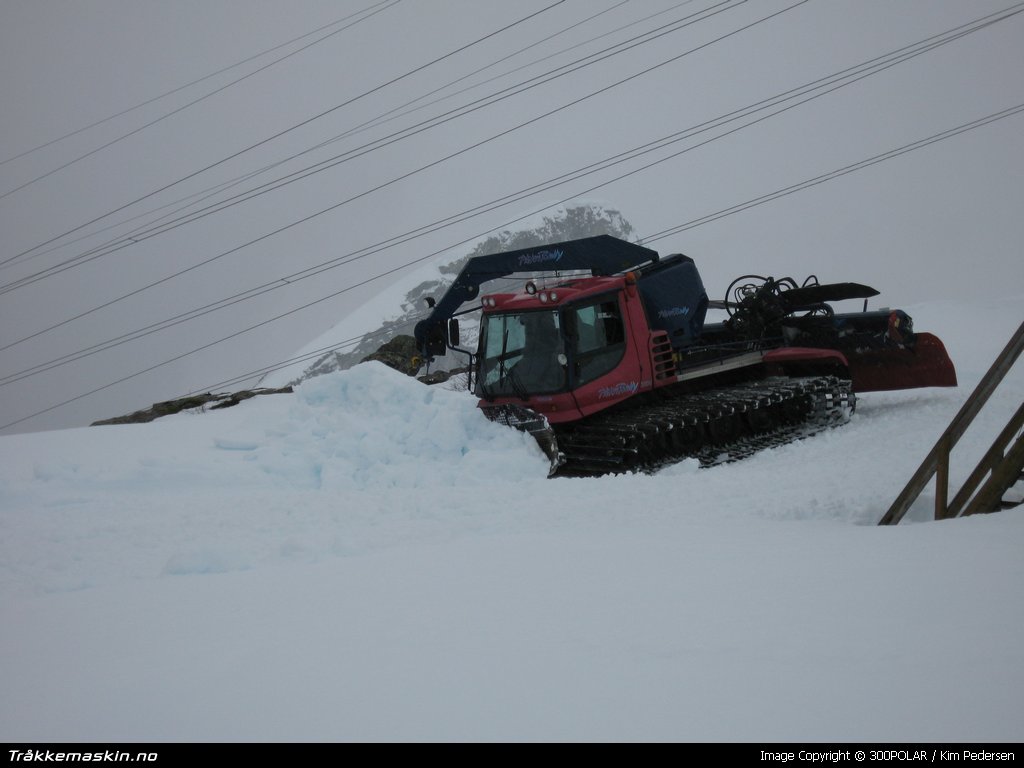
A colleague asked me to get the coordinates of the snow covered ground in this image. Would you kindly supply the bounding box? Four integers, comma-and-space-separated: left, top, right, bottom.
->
2, 296, 1023, 742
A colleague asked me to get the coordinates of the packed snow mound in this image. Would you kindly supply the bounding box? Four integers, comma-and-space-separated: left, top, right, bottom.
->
13, 363, 548, 498
260, 361, 548, 490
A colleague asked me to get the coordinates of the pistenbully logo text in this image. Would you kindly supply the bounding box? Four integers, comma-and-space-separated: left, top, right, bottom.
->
517, 249, 564, 267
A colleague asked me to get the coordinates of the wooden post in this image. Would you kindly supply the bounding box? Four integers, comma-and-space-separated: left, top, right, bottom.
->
935, 434, 950, 520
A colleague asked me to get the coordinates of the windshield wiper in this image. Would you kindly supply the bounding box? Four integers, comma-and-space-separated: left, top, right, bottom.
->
498, 327, 510, 381
507, 365, 529, 401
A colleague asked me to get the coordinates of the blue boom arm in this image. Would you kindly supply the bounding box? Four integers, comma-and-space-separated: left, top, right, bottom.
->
414, 235, 660, 357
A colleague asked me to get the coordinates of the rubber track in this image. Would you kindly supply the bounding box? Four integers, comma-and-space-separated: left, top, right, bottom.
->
551, 376, 854, 477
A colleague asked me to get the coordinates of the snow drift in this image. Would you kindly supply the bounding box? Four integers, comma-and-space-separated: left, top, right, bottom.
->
1, 296, 1023, 742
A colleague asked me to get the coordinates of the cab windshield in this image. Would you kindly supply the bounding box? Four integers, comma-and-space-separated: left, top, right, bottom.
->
477, 296, 627, 399
478, 310, 566, 397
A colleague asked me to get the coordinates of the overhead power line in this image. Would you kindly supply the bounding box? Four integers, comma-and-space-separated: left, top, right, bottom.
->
2, 1, 1017, 381
3, 100, 1020, 432
0, 0, 641, 280
0, 0, 793, 349
0, 0, 399, 168
3, 0, 694, 284
0, 0, 403, 203
191, 322, 426, 395
2, 0, 739, 290
311, 0, 690, 149
643, 103, 1024, 244
1, 0, 569, 268
182, 102, 1024, 396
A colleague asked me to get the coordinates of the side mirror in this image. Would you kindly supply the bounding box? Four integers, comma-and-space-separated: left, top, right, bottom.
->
447, 318, 460, 347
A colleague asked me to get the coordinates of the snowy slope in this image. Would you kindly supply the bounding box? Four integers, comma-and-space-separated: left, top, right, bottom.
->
260, 201, 634, 387
1, 296, 1023, 742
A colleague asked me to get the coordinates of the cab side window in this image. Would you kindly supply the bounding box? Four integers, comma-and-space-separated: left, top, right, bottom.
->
571, 298, 625, 385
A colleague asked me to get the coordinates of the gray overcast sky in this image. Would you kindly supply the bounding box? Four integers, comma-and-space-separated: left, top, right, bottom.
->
1, 0, 1022, 434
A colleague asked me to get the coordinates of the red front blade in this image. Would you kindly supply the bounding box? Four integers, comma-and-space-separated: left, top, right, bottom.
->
847, 332, 957, 392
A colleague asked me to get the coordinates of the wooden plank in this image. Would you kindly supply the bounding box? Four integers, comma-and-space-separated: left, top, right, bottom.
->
879, 320, 1024, 525
935, 435, 950, 520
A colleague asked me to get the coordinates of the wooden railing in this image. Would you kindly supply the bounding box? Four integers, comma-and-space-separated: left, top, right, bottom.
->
878, 320, 1024, 525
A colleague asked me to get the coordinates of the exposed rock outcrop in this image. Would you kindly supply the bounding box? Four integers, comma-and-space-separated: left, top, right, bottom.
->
91, 387, 293, 426
358, 335, 420, 376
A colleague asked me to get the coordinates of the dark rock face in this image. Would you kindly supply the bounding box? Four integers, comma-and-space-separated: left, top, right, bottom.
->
359, 334, 470, 385
91, 387, 293, 426
359, 335, 420, 376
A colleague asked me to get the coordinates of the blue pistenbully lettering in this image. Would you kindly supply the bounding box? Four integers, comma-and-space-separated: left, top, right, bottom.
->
597, 381, 639, 399
517, 249, 564, 267
658, 307, 690, 319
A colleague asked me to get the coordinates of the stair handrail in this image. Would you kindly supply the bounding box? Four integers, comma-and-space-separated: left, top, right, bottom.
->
878, 319, 1024, 525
